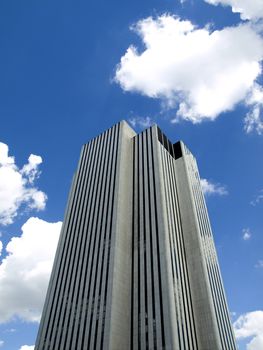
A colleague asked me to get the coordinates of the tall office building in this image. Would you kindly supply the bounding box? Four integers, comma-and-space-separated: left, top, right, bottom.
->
35, 121, 236, 350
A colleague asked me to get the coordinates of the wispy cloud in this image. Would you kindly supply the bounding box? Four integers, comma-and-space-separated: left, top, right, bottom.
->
255, 260, 263, 268
200, 178, 228, 196
3, 328, 16, 333
234, 310, 263, 350
244, 106, 263, 135
128, 116, 154, 129
244, 84, 263, 135
230, 311, 237, 319
242, 228, 252, 241
250, 189, 263, 206
0, 142, 47, 226
115, 15, 263, 126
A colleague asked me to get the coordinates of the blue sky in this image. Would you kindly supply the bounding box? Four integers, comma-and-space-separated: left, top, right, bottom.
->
0, 0, 263, 349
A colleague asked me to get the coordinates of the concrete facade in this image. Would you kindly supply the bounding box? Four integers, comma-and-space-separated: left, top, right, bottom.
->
35, 121, 237, 349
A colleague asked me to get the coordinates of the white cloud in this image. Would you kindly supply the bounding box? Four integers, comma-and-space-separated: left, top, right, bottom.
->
247, 336, 263, 350
0, 241, 2, 256
0, 142, 47, 226
244, 105, 263, 134
19, 346, 34, 350
255, 260, 263, 268
200, 178, 228, 196
204, 0, 263, 21
3, 328, 16, 333
250, 189, 263, 206
128, 116, 154, 129
0, 217, 62, 323
244, 84, 263, 134
242, 228, 252, 240
115, 15, 263, 124
0, 340, 3, 348
21, 154, 42, 184
234, 311, 263, 350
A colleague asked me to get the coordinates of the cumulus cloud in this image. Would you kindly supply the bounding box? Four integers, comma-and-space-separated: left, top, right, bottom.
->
204, 0, 263, 21
200, 178, 228, 196
128, 116, 154, 129
234, 311, 263, 350
242, 228, 251, 240
115, 15, 263, 124
0, 217, 62, 323
19, 346, 34, 350
0, 142, 47, 226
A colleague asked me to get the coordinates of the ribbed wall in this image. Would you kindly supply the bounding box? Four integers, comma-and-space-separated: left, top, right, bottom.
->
131, 127, 166, 350
158, 136, 198, 350
183, 145, 237, 350
35, 123, 121, 350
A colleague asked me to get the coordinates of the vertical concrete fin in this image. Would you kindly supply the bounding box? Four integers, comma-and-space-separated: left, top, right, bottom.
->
108, 121, 136, 350
174, 143, 222, 349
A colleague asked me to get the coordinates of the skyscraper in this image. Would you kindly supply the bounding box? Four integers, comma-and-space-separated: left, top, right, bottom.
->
35, 121, 236, 350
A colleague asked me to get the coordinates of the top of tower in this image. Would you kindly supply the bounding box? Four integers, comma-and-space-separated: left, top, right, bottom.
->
121, 120, 193, 161
156, 125, 184, 160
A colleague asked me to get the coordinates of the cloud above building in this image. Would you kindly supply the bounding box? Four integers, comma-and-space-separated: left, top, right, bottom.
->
115, 15, 263, 127
234, 310, 263, 350
204, 0, 263, 21
0, 217, 61, 323
128, 116, 154, 129
0, 142, 47, 226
